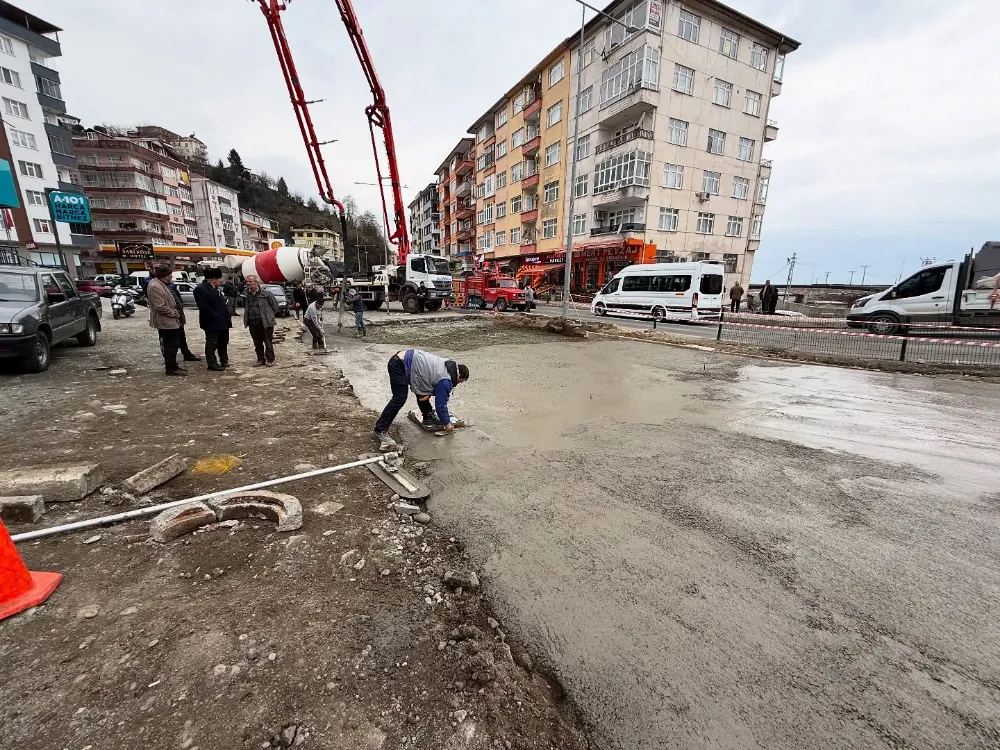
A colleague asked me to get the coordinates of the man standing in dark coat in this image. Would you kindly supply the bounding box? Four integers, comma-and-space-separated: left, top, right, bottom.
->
193, 267, 232, 371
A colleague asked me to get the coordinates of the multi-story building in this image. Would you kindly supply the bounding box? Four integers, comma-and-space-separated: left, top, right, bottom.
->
191, 175, 245, 250
240, 208, 278, 253
290, 224, 342, 261
407, 182, 441, 255
131, 125, 208, 165
75, 128, 199, 251
563, 0, 799, 288
434, 137, 475, 265
0, 3, 91, 273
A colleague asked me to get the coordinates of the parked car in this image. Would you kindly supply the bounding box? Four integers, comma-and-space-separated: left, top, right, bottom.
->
91, 273, 123, 286
264, 284, 291, 316
76, 279, 113, 297
172, 280, 197, 307
0, 267, 103, 372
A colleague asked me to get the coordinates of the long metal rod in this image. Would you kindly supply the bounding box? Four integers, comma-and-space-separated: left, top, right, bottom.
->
561, 4, 587, 319
11, 454, 393, 543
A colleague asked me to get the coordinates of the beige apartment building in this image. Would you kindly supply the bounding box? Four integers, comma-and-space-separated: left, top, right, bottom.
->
435, 137, 475, 264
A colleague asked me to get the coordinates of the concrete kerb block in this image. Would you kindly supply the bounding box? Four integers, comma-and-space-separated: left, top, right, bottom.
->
207, 490, 303, 532
0, 495, 45, 523
122, 454, 186, 495
149, 502, 218, 543
0, 463, 103, 502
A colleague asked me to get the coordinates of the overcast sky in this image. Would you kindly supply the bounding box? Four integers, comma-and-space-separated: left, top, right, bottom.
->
36, 0, 1000, 285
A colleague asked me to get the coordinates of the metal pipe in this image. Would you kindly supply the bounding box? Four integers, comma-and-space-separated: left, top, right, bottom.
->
12, 454, 395, 543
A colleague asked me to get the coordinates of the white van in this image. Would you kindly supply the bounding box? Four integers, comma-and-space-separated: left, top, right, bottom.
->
591, 262, 726, 321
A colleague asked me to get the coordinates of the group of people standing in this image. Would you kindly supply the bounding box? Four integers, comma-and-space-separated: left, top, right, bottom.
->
728, 280, 780, 315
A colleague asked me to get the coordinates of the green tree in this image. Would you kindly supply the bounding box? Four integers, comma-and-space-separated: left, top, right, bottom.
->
306, 197, 319, 211
227, 148, 248, 178
277, 177, 288, 195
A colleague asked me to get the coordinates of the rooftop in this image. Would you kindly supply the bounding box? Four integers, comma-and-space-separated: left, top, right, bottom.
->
0, 1, 60, 35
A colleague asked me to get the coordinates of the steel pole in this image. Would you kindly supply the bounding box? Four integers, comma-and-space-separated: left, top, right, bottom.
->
561, 5, 587, 319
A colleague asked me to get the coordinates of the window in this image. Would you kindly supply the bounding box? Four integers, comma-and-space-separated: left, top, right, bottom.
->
543, 181, 560, 203
509, 194, 522, 214
892, 267, 948, 299
511, 227, 521, 244
48, 134, 72, 155
744, 90, 762, 117
9, 128, 34, 149
756, 177, 769, 204
512, 128, 524, 148
723, 253, 738, 273
476, 122, 493, 143
3, 97, 28, 118
18, 160, 42, 178
707, 129, 726, 155
725, 216, 744, 236
545, 142, 560, 167
497, 171, 507, 188
604, 0, 653, 48
497, 140, 507, 158
574, 174, 589, 197
572, 214, 587, 235
33, 217, 52, 234
496, 201, 506, 218
484, 174, 495, 197
35, 76, 61, 99
678, 10, 700, 43
0, 36, 12, 55
658, 208, 679, 232
720, 29, 740, 59
713, 79, 733, 107
511, 162, 523, 182
496, 230, 506, 246
105, 155, 124, 166
576, 134, 590, 161
548, 59, 564, 88
25, 189, 45, 206
582, 39, 597, 68
751, 215, 763, 237
668, 118, 689, 146
542, 219, 558, 238
600, 45, 659, 107
484, 202, 494, 224
696, 212, 715, 234
578, 86, 593, 114
594, 149, 652, 194
663, 164, 684, 189
512, 93, 524, 116
702, 171, 721, 194
496, 108, 508, 128
546, 101, 562, 127
738, 137, 755, 162
116, 198, 134, 209
700, 273, 723, 294
0, 67, 19, 87
732, 176, 750, 199
751, 43, 769, 72
672, 64, 694, 95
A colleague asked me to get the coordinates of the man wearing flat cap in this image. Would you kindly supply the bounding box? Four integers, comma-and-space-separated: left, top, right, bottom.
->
193, 267, 232, 371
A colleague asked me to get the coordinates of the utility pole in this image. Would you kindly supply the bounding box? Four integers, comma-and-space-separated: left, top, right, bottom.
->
848, 269, 857, 285
782, 252, 796, 302
860, 264, 870, 286
824, 271, 830, 284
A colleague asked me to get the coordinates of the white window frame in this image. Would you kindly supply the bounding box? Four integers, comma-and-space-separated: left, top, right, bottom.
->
668, 118, 688, 147
672, 64, 695, 95
678, 10, 700, 43
744, 90, 762, 117
600, 45, 660, 107
9, 128, 35, 149
594, 149, 652, 194
738, 137, 755, 162
542, 219, 558, 239
732, 176, 750, 200
578, 86, 593, 114
546, 101, 563, 128
572, 214, 587, 235
497, 171, 507, 188
751, 43, 769, 72
543, 181, 560, 203
751, 215, 763, 238
696, 212, 715, 234
756, 177, 769, 205
3, 97, 28, 119
725, 216, 744, 237
510, 227, 521, 244
511, 162, 523, 182
511, 195, 522, 213
702, 171, 721, 195
497, 140, 507, 157
25, 189, 45, 206
18, 160, 42, 178
545, 142, 561, 167
574, 174, 588, 197
496, 200, 506, 219
658, 207, 679, 232
707, 129, 726, 155
495, 108, 508, 128
0, 66, 20, 87
484, 174, 495, 197
663, 164, 683, 189
582, 39, 596, 68
548, 59, 565, 88
713, 79, 733, 108
512, 128, 524, 148
0, 36, 12, 56
496, 230, 506, 246
575, 134, 590, 161
720, 29, 740, 59
33, 217, 52, 234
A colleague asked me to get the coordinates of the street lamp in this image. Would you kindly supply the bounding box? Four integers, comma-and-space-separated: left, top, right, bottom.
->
561, 1, 641, 318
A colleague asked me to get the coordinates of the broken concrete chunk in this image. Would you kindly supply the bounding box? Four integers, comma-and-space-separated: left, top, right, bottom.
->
0, 495, 44, 523
122, 454, 186, 495
207, 490, 302, 532
313, 501, 344, 516
443, 570, 481, 592
393, 501, 421, 516
149, 502, 217, 543
0, 463, 103, 502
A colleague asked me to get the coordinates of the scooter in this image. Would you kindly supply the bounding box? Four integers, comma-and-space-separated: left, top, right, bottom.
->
110, 286, 138, 319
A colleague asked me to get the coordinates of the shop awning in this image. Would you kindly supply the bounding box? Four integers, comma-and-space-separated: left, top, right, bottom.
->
518, 263, 563, 276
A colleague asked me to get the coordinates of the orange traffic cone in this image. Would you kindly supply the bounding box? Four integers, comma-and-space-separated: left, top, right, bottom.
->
0, 519, 61, 621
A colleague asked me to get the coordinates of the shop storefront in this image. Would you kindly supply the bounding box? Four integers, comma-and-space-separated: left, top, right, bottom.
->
515, 239, 656, 294
83, 244, 256, 277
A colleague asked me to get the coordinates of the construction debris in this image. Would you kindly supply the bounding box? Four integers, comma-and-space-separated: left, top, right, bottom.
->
0, 495, 44, 523
207, 490, 303, 532
0, 463, 103, 502
149, 502, 218, 543
122, 453, 186, 495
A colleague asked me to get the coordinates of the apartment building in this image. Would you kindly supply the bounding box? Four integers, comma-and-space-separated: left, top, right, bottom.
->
191, 175, 245, 250
132, 125, 208, 165
290, 224, 342, 261
75, 128, 199, 251
0, 3, 91, 273
563, 0, 799, 288
240, 208, 278, 253
434, 137, 475, 264
407, 182, 441, 255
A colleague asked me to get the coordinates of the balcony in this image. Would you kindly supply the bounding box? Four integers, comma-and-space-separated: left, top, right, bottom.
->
520, 236, 537, 253
455, 201, 474, 220
598, 84, 657, 131
454, 179, 472, 198
764, 120, 779, 142
456, 228, 474, 242
522, 171, 539, 190
523, 97, 541, 121
520, 209, 538, 223
595, 128, 654, 156
759, 159, 772, 177
590, 222, 645, 237
592, 184, 650, 208
456, 156, 474, 176
522, 130, 541, 156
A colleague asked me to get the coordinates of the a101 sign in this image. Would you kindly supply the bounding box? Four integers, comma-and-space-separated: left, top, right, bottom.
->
48, 191, 91, 224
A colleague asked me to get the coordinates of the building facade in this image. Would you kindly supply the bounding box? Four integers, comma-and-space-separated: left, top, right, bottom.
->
434, 137, 475, 265
0, 3, 92, 274
290, 224, 342, 261
407, 182, 441, 255
191, 175, 245, 250
132, 125, 208, 165
240, 208, 278, 253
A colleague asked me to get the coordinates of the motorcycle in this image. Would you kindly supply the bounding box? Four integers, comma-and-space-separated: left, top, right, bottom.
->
110, 286, 138, 319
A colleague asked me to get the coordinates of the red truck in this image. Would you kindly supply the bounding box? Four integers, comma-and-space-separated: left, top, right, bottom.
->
454, 265, 528, 311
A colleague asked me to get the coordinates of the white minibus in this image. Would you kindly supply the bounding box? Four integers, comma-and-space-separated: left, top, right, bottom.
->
590, 262, 726, 321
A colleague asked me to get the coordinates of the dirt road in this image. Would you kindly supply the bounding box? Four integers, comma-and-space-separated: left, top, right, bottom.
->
337, 320, 1000, 749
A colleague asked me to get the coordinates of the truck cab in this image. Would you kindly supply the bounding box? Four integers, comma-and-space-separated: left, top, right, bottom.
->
848, 263, 958, 334
381, 253, 453, 313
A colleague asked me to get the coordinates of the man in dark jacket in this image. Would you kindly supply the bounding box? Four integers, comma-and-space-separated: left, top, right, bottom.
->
761, 280, 779, 314
728, 281, 745, 314
244, 274, 280, 366
193, 267, 232, 371
345, 286, 365, 337
223, 277, 239, 317
292, 283, 308, 320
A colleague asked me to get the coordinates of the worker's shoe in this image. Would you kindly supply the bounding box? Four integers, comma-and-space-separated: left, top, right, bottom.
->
421, 413, 439, 429
372, 430, 397, 449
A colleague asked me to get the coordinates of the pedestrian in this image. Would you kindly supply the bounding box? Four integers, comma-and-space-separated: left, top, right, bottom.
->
729, 281, 745, 314
223, 276, 239, 317
146, 265, 187, 377
243, 274, 280, 367
746, 293, 758, 313
169, 280, 201, 363
373, 348, 470, 448
292, 283, 307, 320
761, 280, 779, 314
193, 267, 232, 371
523, 283, 534, 313
304, 295, 325, 349
345, 286, 366, 337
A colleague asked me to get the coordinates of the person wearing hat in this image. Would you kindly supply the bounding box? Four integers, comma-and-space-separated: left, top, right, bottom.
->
193, 267, 232, 371
147, 265, 187, 376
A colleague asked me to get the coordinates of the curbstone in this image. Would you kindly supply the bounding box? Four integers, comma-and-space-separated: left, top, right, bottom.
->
149, 502, 217, 543
0, 463, 103, 502
122, 454, 186, 495
207, 490, 303, 532
0, 495, 44, 523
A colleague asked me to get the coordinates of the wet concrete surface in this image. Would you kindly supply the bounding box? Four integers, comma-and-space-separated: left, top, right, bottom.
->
332, 328, 1000, 749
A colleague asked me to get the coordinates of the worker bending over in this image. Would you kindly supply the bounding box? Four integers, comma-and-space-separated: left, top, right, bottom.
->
373, 348, 469, 448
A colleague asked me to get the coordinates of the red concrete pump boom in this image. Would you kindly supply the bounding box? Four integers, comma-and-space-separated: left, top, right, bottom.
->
256, 0, 411, 264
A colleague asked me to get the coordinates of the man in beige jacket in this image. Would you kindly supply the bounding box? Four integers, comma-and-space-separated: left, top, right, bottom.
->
147, 265, 187, 377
